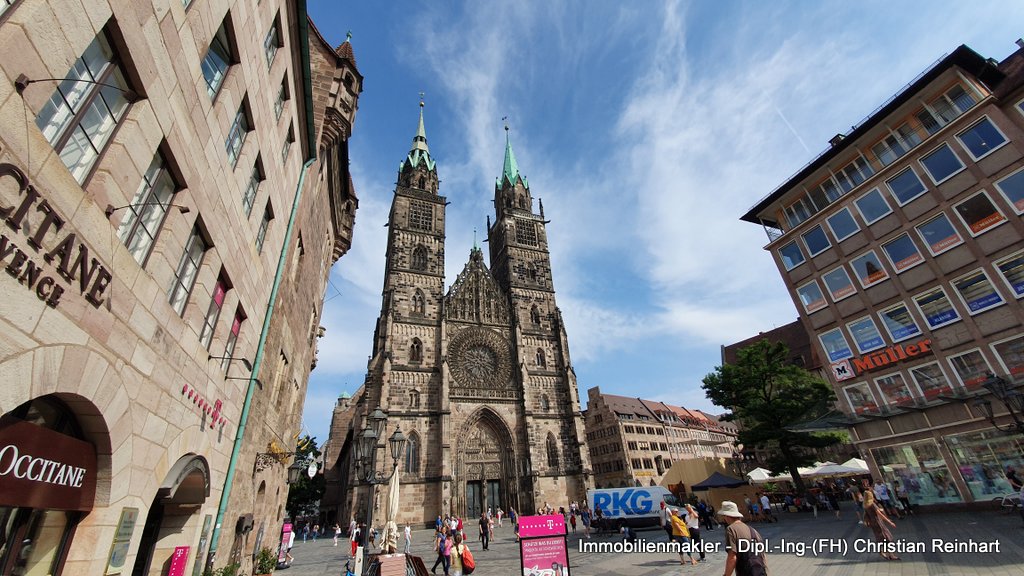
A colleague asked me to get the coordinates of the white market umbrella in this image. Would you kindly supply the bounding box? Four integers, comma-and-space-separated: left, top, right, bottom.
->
380, 470, 400, 553
746, 468, 775, 484
842, 458, 869, 472
807, 462, 866, 477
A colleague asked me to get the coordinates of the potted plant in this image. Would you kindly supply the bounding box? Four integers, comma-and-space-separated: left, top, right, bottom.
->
254, 547, 276, 576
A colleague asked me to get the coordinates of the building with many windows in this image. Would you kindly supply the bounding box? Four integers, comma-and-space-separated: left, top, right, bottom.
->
584, 387, 736, 488
742, 41, 1024, 507
0, 1, 359, 575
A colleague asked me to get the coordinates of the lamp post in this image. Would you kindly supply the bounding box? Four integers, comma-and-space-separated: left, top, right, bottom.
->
972, 372, 1024, 435
353, 408, 406, 573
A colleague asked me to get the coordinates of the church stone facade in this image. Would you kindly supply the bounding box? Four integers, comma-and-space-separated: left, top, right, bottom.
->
345, 107, 591, 526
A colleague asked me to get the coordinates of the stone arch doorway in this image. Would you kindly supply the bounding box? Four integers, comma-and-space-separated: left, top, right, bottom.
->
454, 409, 519, 519
131, 454, 210, 576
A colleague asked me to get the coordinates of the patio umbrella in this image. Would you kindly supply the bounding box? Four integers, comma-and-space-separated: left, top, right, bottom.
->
380, 470, 400, 553
746, 468, 775, 484
808, 462, 866, 477
842, 457, 869, 472
691, 471, 747, 491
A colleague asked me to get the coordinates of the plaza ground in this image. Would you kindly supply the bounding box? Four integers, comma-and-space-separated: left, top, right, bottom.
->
284, 507, 1024, 575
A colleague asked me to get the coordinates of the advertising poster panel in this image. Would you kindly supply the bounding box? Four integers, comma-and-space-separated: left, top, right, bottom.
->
518, 515, 569, 576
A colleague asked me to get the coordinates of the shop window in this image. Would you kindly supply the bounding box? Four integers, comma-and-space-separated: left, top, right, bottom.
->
878, 302, 921, 342
847, 316, 885, 353
778, 241, 805, 271
945, 430, 1024, 502
35, 29, 135, 184
881, 233, 923, 273
956, 116, 1007, 160
874, 373, 917, 407
991, 334, 1024, 379
994, 168, 1024, 215
168, 224, 208, 316
886, 167, 929, 205
843, 382, 880, 416
854, 188, 892, 224
909, 362, 954, 401
796, 280, 826, 313
850, 250, 889, 288
242, 157, 264, 217
915, 212, 962, 256
947, 348, 992, 390
826, 207, 859, 242
918, 144, 964, 185
872, 440, 962, 505
801, 225, 831, 257
951, 268, 1004, 315
118, 150, 178, 265
822, 266, 855, 302
819, 328, 853, 363
913, 286, 960, 329
954, 191, 1006, 237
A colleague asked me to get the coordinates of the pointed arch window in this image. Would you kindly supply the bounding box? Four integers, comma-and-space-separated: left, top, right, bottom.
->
410, 338, 423, 362
536, 348, 546, 368
404, 432, 420, 474
546, 433, 560, 469
527, 263, 537, 281
541, 394, 550, 410
412, 289, 426, 315
409, 389, 421, 409
530, 305, 541, 325
411, 245, 428, 271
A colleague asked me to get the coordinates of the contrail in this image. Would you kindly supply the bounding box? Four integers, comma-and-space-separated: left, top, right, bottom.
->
775, 105, 811, 154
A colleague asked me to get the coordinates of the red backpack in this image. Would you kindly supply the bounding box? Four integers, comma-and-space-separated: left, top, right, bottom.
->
459, 545, 475, 574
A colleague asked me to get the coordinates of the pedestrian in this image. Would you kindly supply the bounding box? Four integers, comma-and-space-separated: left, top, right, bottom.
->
478, 512, 490, 550
669, 508, 697, 566
580, 505, 591, 539
285, 529, 296, 565
618, 519, 637, 544
569, 511, 577, 533
404, 525, 412, 555
893, 480, 913, 515
349, 515, 357, 539
333, 523, 341, 546
846, 484, 863, 524
862, 491, 899, 561
873, 479, 903, 519
302, 523, 309, 543
826, 491, 840, 519
658, 501, 672, 540
805, 491, 818, 518
497, 507, 504, 527
313, 523, 320, 541
349, 523, 361, 557
759, 492, 775, 523
450, 533, 469, 576
436, 515, 443, 532
719, 500, 767, 576
431, 525, 451, 575
684, 504, 705, 562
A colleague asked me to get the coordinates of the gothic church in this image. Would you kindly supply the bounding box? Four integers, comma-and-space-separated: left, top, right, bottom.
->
348, 104, 592, 525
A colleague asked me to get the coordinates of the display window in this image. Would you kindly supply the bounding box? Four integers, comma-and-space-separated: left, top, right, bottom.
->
909, 362, 955, 400
953, 191, 1007, 236
819, 328, 853, 362
994, 166, 1024, 214
994, 252, 1024, 299
990, 334, 1024, 379
915, 212, 963, 256
851, 250, 889, 288
822, 266, 856, 301
796, 280, 827, 313
779, 241, 805, 270
945, 430, 1024, 502
847, 316, 886, 353
872, 439, 963, 505
879, 302, 922, 342
843, 382, 880, 416
874, 372, 918, 407
950, 268, 1004, 315
947, 348, 993, 390
913, 286, 960, 329
881, 233, 924, 272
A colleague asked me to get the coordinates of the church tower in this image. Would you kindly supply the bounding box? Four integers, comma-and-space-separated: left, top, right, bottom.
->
345, 111, 591, 528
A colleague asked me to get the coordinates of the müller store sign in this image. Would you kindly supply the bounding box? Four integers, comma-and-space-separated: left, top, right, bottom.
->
0, 163, 114, 309
0, 417, 97, 512
831, 338, 934, 382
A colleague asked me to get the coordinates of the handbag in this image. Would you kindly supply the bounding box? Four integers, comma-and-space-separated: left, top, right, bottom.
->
459, 545, 476, 574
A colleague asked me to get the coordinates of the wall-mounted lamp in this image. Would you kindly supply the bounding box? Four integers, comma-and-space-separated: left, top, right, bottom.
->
209, 356, 253, 372
15, 73, 140, 102
972, 372, 1024, 435
105, 202, 190, 218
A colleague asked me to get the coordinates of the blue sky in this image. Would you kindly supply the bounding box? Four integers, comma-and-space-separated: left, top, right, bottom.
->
301, 0, 1023, 443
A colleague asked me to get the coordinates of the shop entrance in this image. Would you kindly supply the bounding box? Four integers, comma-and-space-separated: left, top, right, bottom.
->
130, 455, 209, 576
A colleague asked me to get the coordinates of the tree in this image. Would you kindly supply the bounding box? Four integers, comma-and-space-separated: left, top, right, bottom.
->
285, 435, 324, 519
702, 339, 839, 493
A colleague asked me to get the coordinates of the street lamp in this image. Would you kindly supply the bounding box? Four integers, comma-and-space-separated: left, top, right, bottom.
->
354, 409, 407, 573
287, 458, 305, 485
972, 372, 1024, 435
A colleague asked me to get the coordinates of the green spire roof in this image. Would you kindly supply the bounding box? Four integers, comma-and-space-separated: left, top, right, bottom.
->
401, 101, 436, 172
498, 125, 527, 188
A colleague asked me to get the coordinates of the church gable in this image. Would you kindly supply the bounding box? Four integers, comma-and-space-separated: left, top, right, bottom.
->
444, 248, 510, 326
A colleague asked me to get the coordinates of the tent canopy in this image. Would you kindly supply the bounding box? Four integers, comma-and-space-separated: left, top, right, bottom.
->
692, 471, 747, 491
842, 458, 869, 472
745, 468, 774, 484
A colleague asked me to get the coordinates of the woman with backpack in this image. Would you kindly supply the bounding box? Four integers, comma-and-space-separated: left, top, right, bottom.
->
431, 526, 451, 575
450, 533, 475, 575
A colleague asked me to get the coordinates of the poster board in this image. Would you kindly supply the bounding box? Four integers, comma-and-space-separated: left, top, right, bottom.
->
167, 546, 190, 576
518, 515, 570, 576
104, 507, 138, 575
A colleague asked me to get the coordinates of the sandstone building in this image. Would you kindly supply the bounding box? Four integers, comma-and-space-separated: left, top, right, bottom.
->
329, 111, 592, 526
0, 1, 358, 575
742, 41, 1024, 506
584, 387, 736, 489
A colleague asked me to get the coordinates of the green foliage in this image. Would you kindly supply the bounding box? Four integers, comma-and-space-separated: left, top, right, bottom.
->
254, 547, 277, 574
702, 339, 839, 491
203, 563, 241, 576
286, 435, 325, 518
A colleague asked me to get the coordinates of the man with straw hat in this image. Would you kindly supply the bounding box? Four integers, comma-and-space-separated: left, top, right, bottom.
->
718, 501, 768, 576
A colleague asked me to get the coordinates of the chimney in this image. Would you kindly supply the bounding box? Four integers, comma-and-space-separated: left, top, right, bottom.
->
829, 133, 846, 147
1016, 38, 1024, 49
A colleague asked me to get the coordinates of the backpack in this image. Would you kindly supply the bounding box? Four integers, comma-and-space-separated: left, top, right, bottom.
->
735, 524, 767, 576
459, 545, 476, 574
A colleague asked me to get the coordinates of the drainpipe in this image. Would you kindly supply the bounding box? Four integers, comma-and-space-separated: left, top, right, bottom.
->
206, 0, 317, 567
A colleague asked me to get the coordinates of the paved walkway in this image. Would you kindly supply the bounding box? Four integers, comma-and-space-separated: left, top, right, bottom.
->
284, 509, 1024, 576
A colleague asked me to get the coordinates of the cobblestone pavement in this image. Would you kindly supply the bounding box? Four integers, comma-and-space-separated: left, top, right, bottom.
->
283, 509, 1024, 576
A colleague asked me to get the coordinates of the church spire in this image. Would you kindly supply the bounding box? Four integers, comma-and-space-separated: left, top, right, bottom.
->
499, 120, 527, 188
401, 97, 436, 173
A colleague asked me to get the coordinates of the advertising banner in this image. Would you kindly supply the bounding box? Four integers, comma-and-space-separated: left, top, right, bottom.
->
519, 515, 569, 576
278, 523, 292, 564
167, 546, 190, 576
